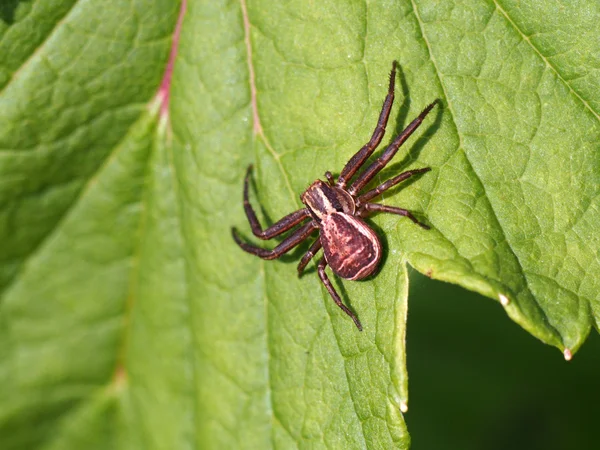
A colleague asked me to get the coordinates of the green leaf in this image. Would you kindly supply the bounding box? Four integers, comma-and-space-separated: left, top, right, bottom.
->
0, 0, 180, 448
171, 0, 599, 447
1, 0, 599, 449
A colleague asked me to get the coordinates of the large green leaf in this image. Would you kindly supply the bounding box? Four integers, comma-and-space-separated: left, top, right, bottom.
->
0, 1, 181, 448
1, 0, 599, 449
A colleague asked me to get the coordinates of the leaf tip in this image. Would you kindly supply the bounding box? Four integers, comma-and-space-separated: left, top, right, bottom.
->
498, 293, 510, 306
400, 401, 409, 413
563, 348, 572, 361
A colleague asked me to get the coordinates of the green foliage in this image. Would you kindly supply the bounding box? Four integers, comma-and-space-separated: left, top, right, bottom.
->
0, 0, 598, 449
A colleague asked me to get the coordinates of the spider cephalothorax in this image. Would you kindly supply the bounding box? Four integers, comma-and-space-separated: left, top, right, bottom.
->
232, 61, 439, 330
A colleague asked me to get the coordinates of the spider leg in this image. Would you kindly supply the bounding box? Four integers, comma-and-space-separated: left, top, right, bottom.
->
232, 222, 317, 260
324, 171, 335, 186
242, 165, 311, 239
358, 167, 431, 204
317, 258, 363, 331
349, 100, 439, 196
359, 203, 429, 230
336, 61, 398, 188
297, 238, 322, 276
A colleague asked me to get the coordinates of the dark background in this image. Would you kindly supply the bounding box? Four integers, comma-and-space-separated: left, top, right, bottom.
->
406, 270, 600, 450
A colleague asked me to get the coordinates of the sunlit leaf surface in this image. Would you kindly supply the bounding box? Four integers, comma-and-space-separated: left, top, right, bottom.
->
1, 0, 598, 448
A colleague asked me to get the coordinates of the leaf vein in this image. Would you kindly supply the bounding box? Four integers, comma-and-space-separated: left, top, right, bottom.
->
410, 0, 564, 343
490, 0, 600, 121
0, 105, 158, 302
0, 1, 79, 96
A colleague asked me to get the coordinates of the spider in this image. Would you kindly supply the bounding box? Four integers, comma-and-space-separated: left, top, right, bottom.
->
232, 61, 439, 330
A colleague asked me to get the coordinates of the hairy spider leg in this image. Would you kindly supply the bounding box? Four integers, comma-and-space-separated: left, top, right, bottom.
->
336, 61, 398, 188
232, 222, 317, 260
358, 167, 431, 204
360, 203, 429, 230
348, 100, 439, 196
242, 165, 311, 239
317, 257, 363, 331
297, 239, 322, 276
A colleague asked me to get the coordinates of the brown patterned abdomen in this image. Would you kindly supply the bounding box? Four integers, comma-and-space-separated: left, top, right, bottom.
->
321, 212, 382, 280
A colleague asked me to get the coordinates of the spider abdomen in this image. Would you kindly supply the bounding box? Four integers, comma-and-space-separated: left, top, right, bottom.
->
320, 212, 382, 281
